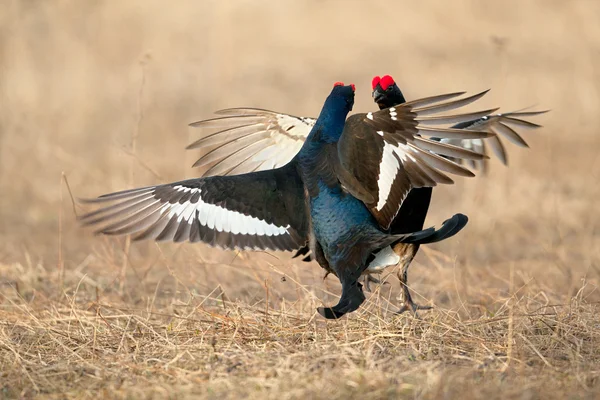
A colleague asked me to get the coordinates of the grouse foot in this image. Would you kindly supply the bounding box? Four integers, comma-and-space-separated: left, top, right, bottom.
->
396, 284, 432, 317
361, 274, 390, 292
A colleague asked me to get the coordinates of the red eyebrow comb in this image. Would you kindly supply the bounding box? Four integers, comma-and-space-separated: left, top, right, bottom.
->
380, 75, 395, 91
333, 81, 344, 87
371, 76, 381, 90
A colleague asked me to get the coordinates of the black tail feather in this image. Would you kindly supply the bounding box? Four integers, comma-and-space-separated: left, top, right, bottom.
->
411, 213, 468, 244
393, 213, 468, 246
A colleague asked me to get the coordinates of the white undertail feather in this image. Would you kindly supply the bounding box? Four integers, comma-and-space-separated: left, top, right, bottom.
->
364, 246, 401, 274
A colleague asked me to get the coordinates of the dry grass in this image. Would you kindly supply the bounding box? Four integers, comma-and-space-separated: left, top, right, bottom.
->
2, 0, 600, 398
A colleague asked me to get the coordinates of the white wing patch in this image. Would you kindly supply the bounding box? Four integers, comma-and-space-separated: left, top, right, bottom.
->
375, 141, 419, 213
394, 143, 418, 163
163, 185, 289, 236
376, 142, 400, 211
275, 114, 300, 135
189, 110, 315, 177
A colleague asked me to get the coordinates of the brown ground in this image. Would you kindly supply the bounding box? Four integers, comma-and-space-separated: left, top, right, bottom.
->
1, 0, 600, 398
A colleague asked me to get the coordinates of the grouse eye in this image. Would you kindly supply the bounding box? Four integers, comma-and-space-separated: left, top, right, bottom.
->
333, 81, 344, 88
379, 75, 395, 91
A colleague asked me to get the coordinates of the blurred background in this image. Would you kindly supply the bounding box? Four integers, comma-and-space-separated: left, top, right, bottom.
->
1, 0, 599, 313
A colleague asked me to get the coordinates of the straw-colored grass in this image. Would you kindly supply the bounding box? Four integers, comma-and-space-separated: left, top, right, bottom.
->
1, 0, 600, 398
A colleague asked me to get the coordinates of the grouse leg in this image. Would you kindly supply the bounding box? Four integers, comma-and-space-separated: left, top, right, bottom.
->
317, 255, 368, 319
361, 274, 383, 292
393, 243, 433, 316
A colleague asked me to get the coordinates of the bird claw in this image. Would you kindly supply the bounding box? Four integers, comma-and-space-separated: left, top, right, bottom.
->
361, 274, 389, 292
396, 283, 432, 318
396, 301, 433, 318
396, 265, 431, 318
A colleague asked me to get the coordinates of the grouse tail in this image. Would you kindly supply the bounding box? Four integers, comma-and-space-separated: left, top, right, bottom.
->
382, 213, 469, 247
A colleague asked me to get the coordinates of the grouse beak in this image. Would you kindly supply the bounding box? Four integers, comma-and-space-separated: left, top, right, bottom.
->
372, 87, 386, 106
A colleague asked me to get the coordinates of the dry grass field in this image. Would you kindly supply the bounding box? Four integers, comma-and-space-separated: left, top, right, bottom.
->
1, 0, 600, 398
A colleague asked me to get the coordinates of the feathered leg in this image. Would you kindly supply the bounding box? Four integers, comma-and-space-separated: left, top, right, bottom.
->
392, 243, 433, 316
316, 214, 466, 319
361, 274, 383, 292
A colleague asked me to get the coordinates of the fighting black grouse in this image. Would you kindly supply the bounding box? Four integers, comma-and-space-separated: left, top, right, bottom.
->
81, 82, 503, 318
187, 75, 547, 314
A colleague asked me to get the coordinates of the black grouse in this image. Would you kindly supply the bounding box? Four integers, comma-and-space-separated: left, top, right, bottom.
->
187, 75, 547, 314
81, 82, 503, 319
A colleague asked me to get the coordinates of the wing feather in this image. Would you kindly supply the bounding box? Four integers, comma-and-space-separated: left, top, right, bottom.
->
439, 109, 548, 170
79, 166, 308, 251
338, 91, 497, 229
189, 110, 315, 176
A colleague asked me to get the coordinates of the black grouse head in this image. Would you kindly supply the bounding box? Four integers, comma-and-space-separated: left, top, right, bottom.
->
328, 81, 356, 113
371, 75, 406, 109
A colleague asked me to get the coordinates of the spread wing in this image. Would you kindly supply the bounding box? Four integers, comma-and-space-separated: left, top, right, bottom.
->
79, 165, 308, 251
440, 110, 549, 172
336, 90, 499, 230
188, 108, 315, 177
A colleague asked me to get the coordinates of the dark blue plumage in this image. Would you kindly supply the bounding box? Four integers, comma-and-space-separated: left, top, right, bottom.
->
295, 84, 441, 318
